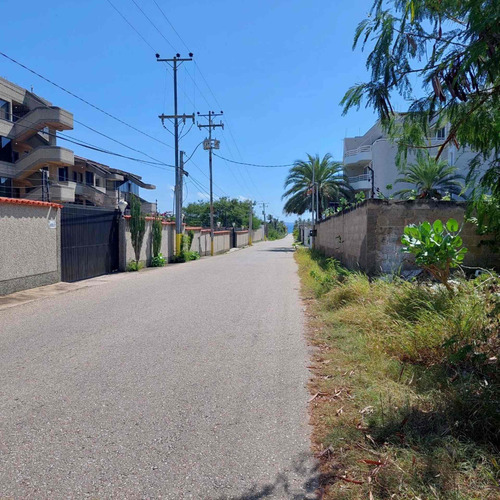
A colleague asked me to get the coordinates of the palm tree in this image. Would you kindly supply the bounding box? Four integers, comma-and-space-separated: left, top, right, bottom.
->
282, 154, 352, 218
394, 155, 465, 199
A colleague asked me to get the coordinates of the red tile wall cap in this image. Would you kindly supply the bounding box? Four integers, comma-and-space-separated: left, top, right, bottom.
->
200, 229, 211, 233
214, 230, 230, 235
0, 196, 63, 209
185, 226, 203, 231
235, 230, 249, 234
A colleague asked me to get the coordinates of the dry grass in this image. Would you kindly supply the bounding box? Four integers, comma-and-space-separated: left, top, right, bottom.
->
295, 248, 500, 499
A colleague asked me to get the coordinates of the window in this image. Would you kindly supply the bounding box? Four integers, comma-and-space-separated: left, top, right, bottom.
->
0, 177, 12, 197
0, 136, 13, 163
436, 127, 446, 140
118, 180, 139, 195
85, 171, 94, 186
449, 150, 455, 166
58, 167, 68, 182
73, 171, 78, 182
0, 99, 9, 121
95, 177, 101, 188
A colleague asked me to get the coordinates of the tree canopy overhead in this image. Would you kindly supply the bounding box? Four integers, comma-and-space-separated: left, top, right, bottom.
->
341, 0, 499, 183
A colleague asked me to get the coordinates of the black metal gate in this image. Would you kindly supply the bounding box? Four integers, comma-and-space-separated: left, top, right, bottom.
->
61, 205, 119, 282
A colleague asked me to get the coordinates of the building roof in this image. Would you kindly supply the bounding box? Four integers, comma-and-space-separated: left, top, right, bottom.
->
74, 155, 156, 189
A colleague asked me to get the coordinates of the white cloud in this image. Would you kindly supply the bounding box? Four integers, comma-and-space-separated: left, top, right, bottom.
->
238, 195, 250, 202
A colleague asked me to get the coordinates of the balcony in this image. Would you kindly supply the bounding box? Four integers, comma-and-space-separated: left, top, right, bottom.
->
11, 107, 73, 143
343, 145, 372, 167
14, 146, 74, 180
348, 173, 372, 191
25, 181, 76, 203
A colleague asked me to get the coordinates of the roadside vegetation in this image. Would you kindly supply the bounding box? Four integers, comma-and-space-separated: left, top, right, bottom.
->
296, 248, 499, 498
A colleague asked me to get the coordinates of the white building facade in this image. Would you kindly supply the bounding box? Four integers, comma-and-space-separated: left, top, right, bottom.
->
343, 121, 480, 199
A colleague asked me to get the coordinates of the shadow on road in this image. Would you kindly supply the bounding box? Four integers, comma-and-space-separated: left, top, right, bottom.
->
216, 453, 320, 500
258, 247, 295, 253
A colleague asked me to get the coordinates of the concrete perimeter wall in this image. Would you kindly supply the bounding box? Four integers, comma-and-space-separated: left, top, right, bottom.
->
191, 230, 231, 256
120, 217, 175, 270
251, 227, 264, 243
235, 231, 249, 247
315, 200, 499, 274
0, 198, 62, 295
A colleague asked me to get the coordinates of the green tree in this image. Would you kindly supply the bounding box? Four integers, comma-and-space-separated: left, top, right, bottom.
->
152, 218, 162, 258
394, 155, 464, 199
184, 197, 261, 229
340, 0, 499, 237
282, 153, 352, 218
129, 194, 146, 269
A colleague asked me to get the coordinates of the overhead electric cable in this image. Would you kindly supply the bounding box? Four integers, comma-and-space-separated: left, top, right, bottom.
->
212, 153, 293, 168
0, 51, 174, 150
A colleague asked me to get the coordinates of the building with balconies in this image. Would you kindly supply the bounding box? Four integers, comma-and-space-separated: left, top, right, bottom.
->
0, 77, 156, 211
343, 121, 481, 199
0, 76, 75, 201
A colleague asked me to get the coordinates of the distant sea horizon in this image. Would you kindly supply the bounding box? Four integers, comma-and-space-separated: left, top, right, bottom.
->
285, 222, 294, 233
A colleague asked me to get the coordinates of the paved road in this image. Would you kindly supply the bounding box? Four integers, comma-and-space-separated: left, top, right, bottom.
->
0, 235, 317, 498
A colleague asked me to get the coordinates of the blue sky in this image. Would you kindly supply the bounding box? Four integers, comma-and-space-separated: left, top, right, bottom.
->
1, 0, 386, 220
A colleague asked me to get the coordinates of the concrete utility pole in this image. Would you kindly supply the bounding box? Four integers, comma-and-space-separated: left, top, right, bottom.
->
197, 111, 224, 256
259, 202, 269, 239
157, 53, 195, 256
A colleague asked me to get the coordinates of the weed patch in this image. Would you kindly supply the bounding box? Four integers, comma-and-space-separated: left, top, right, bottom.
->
296, 247, 499, 499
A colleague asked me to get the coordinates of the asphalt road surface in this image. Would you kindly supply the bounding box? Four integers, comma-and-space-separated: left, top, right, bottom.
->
0, 235, 317, 499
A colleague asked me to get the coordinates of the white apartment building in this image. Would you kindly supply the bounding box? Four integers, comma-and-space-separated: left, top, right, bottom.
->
343, 121, 480, 199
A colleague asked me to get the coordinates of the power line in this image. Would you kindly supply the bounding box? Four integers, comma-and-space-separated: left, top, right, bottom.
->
0, 51, 174, 150
106, 0, 156, 52
0, 81, 175, 170
130, 0, 177, 51
213, 153, 293, 168
105, 0, 259, 201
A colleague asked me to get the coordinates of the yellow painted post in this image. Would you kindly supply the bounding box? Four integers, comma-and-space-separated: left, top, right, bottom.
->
176, 232, 183, 256
210, 238, 214, 256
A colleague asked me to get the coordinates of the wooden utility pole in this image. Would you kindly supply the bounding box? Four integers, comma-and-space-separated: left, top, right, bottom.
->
197, 111, 224, 256
157, 53, 194, 255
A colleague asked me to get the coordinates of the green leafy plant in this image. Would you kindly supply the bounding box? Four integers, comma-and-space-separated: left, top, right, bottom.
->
126, 260, 144, 272
171, 234, 201, 263
150, 252, 166, 267
401, 218, 467, 291
354, 191, 365, 205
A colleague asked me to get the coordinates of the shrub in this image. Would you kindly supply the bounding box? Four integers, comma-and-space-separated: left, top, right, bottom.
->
152, 218, 162, 259
129, 194, 146, 267
171, 234, 201, 263
401, 218, 467, 291
150, 252, 166, 267
126, 260, 144, 272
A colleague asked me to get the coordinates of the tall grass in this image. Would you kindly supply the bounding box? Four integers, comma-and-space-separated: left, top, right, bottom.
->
296, 247, 500, 498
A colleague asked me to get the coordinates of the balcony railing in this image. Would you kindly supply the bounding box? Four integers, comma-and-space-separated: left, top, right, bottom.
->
348, 173, 371, 184
344, 145, 372, 158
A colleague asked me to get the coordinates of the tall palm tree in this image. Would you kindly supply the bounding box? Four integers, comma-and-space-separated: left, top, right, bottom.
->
394, 155, 465, 199
282, 154, 352, 218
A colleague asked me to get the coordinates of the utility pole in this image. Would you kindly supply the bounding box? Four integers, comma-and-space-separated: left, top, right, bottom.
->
259, 202, 269, 240
157, 53, 194, 255
197, 111, 224, 256
311, 166, 316, 223
248, 200, 253, 246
